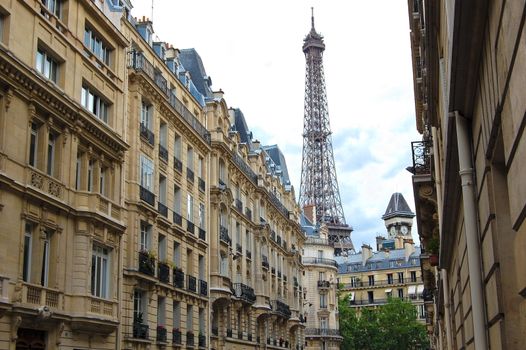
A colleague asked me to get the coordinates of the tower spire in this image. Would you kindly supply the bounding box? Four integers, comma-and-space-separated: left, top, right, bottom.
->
299, 11, 354, 255
311, 7, 315, 31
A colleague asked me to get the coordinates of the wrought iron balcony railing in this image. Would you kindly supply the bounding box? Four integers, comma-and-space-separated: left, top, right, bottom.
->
411, 140, 432, 175
198, 228, 206, 241
140, 123, 155, 145
139, 186, 155, 206
187, 221, 195, 234
128, 51, 210, 144
317, 280, 330, 289
302, 257, 338, 267
173, 157, 183, 173
173, 212, 182, 226
198, 177, 205, 192
305, 328, 341, 337
172, 329, 182, 344
199, 279, 208, 296
220, 226, 231, 245
138, 251, 155, 276
232, 152, 258, 184
187, 275, 197, 293
233, 283, 256, 304
133, 322, 149, 339
186, 331, 194, 346
158, 202, 168, 218
198, 334, 206, 347
158, 262, 170, 283
245, 208, 252, 221
173, 268, 184, 289
270, 299, 291, 319
262, 255, 269, 269
156, 326, 167, 342
159, 144, 168, 162
187, 168, 194, 183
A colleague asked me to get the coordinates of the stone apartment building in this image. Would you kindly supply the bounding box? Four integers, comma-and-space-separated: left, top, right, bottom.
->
300, 218, 342, 350
0, 1, 307, 349
337, 193, 425, 322
408, 0, 526, 349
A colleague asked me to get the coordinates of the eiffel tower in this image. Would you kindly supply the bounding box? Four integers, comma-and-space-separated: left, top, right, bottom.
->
299, 9, 354, 255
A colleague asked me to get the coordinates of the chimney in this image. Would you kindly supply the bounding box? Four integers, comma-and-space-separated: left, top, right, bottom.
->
213, 89, 224, 100
404, 239, 415, 261
361, 244, 373, 266
394, 235, 404, 249
303, 204, 316, 225
376, 235, 385, 251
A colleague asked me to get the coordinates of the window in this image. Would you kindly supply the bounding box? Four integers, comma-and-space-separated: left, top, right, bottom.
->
139, 221, 151, 251
418, 304, 426, 319
159, 175, 166, 204
133, 289, 147, 323
41, 229, 52, 286
199, 203, 205, 228
173, 241, 181, 266
398, 288, 404, 298
187, 146, 194, 170
197, 156, 204, 178
319, 271, 325, 281
350, 276, 358, 287
46, 132, 56, 176
23, 223, 33, 282
367, 291, 374, 304
84, 26, 111, 65
317, 250, 324, 259
42, 0, 62, 18
157, 296, 166, 326
236, 222, 241, 246
87, 160, 94, 191
220, 252, 228, 277
186, 305, 193, 333
100, 166, 107, 196
320, 294, 327, 308
36, 48, 58, 83
398, 272, 404, 283
199, 307, 205, 333
198, 255, 205, 280
141, 101, 153, 130
91, 245, 109, 298
158, 234, 166, 261
320, 317, 328, 329
159, 121, 167, 148
387, 273, 393, 284
75, 152, 82, 190
368, 275, 375, 286
174, 186, 181, 214
410, 271, 417, 282
173, 301, 181, 329
29, 122, 39, 167
81, 85, 109, 123
174, 134, 182, 160
218, 159, 225, 184
187, 194, 193, 222
140, 155, 154, 191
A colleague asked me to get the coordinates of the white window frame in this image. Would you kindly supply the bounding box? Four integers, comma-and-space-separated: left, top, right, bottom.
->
23, 223, 33, 282
139, 222, 151, 252
36, 48, 58, 83
91, 244, 110, 299
84, 26, 111, 65
141, 101, 152, 130
46, 132, 56, 176
140, 155, 154, 191
199, 203, 205, 228
187, 194, 194, 222
81, 85, 109, 123
29, 122, 38, 167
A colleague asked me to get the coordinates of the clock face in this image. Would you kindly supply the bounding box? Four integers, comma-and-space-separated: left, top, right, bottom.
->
401, 226, 409, 235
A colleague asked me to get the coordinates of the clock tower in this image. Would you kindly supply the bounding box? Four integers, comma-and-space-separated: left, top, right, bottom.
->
382, 192, 415, 245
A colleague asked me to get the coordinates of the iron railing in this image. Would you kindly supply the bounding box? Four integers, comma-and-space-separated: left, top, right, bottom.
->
173, 157, 183, 173
159, 144, 168, 162
187, 275, 197, 293
411, 140, 432, 175
173, 269, 184, 289
220, 226, 231, 245
158, 202, 168, 218
231, 152, 258, 183
140, 123, 155, 145
302, 257, 338, 267
233, 283, 256, 304
173, 212, 182, 226
305, 328, 341, 337
199, 279, 208, 296
139, 186, 155, 206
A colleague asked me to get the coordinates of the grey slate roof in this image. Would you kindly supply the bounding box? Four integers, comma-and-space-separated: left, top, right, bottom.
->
232, 109, 253, 149
336, 246, 421, 273
381, 192, 415, 220
179, 48, 213, 99
262, 145, 291, 186
300, 213, 317, 236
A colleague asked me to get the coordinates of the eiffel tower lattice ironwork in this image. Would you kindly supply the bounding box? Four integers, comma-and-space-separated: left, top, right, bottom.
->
299, 9, 354, 255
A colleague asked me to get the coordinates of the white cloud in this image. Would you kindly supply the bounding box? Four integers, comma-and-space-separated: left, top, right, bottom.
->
131, 0, 422, 249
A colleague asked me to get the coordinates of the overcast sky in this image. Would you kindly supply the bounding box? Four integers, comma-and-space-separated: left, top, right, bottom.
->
131, 0, 422, 250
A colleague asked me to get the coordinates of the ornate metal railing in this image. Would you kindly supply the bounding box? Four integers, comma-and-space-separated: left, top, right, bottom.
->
220, 226, 231, 245
302, 257, 338, 267
270, 299, 291, 319
187, 275, 197, 293
187, 221, 195, 234
233, 283, 256, 304
156, 326, 167, 342
305, 328, 341, 337
187, 168, 195, 183
199, 279, 208, 296
173, 212, 182, 226
158, 202, 168, 218
140, 123, 155, 145
186, 331, 195, 346
231, 153, 257, 183
411, 140, 432, 175
133, 322, 149, 339
128, 51, 210, 144
198, 177, 205, 192
172, 329, 182, 344
317, 280, 330, 288
173, 269, 184, 289
268, 191, 289, 218
158, 262, 170, 283
198, 228, 206, 241
159, 144, 168, 162
138, 251, 155, 276
139, 186, 155, 206
173, 157, 183, 173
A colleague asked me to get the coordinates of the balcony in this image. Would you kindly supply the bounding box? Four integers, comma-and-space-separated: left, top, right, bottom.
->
173, 157, 183, 173
262, 255, 269, 269
277, 236, 282, 245
220, 226, 231, 245
198, 228, 206, 241
271, 299, 291, 319
140, 123, 155, 145
238, 331, 243, 339
133, 322, 149, 339
270, 230, 276, 241
158, 262, 170, 284
305, 328, 341, 337
233, 283, 256, 304
187, 168, 194, 183
236, 243, 242, 254
235, 199, 243, 212
186, 331, 195, 347
231, 152, 258, 184
159, 144, 168, 162
278, 271, 282, 278
199, 334, 206, 347
158, 202, 168, 218
173, 212, 182, 226
172, 329, 182, 344
248, 333, 253, 341
245, 208, 252, 221
271, 267, 276, 275
187, 221, 195, 234
156, 326, 167, 343
302, 257, 338, 268
212, 327, 218, 336
226, 329, 232, 338
139, 186, 155, 206
317, 280, 330, 289
246, 250, 252, 259
21, 283, 62, 310
199, 279, 208, 296
187, 275, 197, 293
138, 251, 155, 276
128, 51, 210, 144
410, 140, 432, 175
198, 177, 205, 192
173, 268, 184, 289
343, 279, 420, 289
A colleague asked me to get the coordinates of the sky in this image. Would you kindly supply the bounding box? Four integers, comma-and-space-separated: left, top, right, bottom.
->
131, 0, 422, 250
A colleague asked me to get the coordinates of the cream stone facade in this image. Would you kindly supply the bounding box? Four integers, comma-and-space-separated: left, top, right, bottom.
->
0, 0, 129, 348
301, 222, 342, 350
205, 103, 306, 350
408, 0, 526, 349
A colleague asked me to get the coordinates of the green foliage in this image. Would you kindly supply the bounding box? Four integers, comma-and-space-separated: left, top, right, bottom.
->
338, 295, 428, 350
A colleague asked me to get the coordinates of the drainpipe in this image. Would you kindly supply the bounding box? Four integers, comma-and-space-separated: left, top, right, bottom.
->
431, 126, 453, 350
454, 111, 487, 349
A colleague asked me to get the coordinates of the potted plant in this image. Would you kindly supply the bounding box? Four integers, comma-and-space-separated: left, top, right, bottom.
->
427, 237, 439, 266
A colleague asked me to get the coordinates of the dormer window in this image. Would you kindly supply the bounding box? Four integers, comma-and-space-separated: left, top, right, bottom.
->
145, 27, 152, 45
